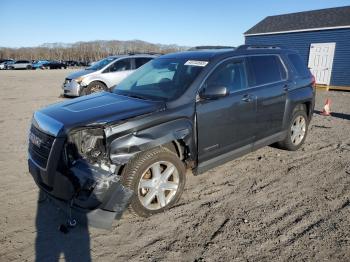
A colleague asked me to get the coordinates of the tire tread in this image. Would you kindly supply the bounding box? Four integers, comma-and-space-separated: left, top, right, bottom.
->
121, 146, 185, 217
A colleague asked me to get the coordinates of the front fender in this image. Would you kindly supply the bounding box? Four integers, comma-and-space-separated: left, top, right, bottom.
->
108, 119, 195, 165
81, 75, 107, 88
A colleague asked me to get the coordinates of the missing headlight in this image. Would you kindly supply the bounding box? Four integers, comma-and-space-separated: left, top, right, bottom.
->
67, 128, 106, 164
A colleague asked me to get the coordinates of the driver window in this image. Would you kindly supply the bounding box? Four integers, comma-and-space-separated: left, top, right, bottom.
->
205, 60, 246, 93
108, 59, 132, 72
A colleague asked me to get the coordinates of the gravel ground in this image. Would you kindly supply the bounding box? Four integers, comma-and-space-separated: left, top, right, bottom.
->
0, 69, 349, 262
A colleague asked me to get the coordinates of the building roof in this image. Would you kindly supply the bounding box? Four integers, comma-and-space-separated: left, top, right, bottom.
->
245, 6, 350, 36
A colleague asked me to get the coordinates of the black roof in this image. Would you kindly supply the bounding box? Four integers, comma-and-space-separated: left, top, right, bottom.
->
160, 45, 295, 61
188, 46, 235, 51
245, 6, 350, 35
161, 49, 234, 60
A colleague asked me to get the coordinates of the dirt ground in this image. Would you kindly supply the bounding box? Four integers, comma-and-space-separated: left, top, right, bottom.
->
0, 69, 349, 262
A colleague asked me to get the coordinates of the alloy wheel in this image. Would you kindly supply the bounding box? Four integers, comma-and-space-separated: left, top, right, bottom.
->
137, 161, 179, 210
291, 115, 306, 145
90, 84, 104, 93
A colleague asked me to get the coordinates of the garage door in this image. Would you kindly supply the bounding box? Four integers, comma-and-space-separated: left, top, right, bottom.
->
308, 43, 336, 85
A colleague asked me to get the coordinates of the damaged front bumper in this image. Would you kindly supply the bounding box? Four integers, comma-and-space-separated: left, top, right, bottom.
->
28, 157, 133, 229
62, 79, 82, 97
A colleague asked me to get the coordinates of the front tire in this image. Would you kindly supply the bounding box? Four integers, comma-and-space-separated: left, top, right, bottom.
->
278, 105, 309, 151
83, 81, 107, 95
121, 147, 186, 217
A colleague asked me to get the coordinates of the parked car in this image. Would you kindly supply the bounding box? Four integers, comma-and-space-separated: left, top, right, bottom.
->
2, 60, 15, 69
65, 60, 80, 67
0, 61, 10, 69
8, 60, 32, 70
28, 45, 315, 228
0, 59, 12, 63
62, 54, 157, 96
78, 61, 90, 67
31, 60, 49, 70
0, 59, 14, 69
42, 60, 67, 69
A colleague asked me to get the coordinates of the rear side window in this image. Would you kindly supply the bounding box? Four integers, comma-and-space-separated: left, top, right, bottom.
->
246, 55, 286, 86
135, 58, 152, 69
288, 53, 310, 78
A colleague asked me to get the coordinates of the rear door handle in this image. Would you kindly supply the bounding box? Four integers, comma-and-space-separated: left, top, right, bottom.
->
241, 94, 253, 102
283, 84, 289, 91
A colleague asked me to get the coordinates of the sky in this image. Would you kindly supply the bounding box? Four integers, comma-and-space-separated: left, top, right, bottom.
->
0, 0, 349, 48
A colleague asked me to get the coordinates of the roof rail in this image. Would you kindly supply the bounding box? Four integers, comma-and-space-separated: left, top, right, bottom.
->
127, 52, 162, 56
188, 46, 235, 51
235, 44, 283, 51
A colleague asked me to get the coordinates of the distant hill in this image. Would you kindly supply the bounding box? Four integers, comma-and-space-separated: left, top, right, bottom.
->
0, 40, 190, 62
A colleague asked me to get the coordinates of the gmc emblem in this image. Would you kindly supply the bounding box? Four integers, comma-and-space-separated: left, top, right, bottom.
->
29, 132, 42, 148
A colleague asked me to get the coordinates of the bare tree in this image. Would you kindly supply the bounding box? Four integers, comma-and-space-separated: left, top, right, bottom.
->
0, 40, 189, 62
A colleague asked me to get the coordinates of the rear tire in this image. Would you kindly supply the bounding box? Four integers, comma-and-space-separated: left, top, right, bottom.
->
121, 147, 186, 217
26, 65, 32, 70
277, 104, 308, 151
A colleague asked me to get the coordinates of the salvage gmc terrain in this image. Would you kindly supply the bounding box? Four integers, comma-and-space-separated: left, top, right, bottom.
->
28, 45, 315, 228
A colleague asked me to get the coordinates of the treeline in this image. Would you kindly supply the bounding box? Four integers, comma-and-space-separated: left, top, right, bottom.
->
0, 40, 189, 62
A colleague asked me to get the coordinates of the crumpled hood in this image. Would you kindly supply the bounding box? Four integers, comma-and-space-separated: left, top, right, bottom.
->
66, 69, 95, 79
36, 92, 165, 137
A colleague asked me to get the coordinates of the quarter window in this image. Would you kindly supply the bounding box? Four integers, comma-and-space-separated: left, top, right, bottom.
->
246, 55, 286, 86
288, 53, 310, 78
205, 60, 247, 93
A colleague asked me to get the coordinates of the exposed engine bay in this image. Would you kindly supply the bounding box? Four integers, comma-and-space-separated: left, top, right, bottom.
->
66, 128, 117, 174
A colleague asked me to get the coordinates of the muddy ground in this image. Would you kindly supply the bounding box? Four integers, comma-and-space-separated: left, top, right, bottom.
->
0, 69, 349, 261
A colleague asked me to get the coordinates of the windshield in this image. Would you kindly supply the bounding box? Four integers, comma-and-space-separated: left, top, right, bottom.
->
113, 58, 206, 101
86, 57, 117, 70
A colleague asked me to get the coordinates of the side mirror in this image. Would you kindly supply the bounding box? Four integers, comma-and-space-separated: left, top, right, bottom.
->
200, 85, 229, 100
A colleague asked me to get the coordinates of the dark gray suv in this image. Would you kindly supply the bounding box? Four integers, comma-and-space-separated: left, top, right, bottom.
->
28, 45, 315, 228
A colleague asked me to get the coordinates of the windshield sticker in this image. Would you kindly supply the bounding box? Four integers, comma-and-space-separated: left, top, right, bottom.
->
184, 60, 208, 67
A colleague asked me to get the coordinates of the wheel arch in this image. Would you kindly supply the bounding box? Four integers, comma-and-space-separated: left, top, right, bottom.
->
85, 79, 108, 88
283, 87, 314, 129
108, 119, 196, 168
79, 79, 108, 95
163, 140, 188, 161
302, 101, 313, 119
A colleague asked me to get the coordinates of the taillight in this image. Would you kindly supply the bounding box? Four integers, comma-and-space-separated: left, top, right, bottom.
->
311, 75, 316, 89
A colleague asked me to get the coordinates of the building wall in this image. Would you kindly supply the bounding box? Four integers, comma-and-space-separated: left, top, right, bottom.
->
245, 28, 350, 86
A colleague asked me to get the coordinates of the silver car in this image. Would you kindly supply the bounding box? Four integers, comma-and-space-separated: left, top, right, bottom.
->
0, 60, 14, 70
62, 54, 157, 96
8, 60, 32, 69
